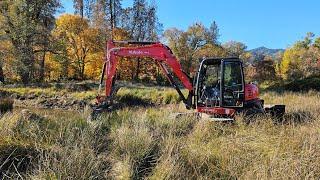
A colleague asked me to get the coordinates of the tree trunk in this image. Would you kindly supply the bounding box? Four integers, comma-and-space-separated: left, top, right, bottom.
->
0, 64, 4, 83
109, 0, 114, 32
0, 54, 4, 83
20, 46, 34, 85
39, 51, 46, 82
75, 0, 84, 18
61, 59, 69, 80
134, 58, 141, 81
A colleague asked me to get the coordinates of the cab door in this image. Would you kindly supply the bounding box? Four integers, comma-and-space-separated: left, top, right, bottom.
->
221, 60, 245, 107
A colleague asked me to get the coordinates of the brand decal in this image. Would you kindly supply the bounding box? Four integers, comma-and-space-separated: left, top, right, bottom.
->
128, 50, 150, 55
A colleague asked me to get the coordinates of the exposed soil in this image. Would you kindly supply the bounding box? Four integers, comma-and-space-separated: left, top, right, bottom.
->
12, 94, 89, 110
0, 87, 91, 111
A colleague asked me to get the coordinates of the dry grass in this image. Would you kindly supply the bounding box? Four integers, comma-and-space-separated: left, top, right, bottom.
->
0, 90, 320, 179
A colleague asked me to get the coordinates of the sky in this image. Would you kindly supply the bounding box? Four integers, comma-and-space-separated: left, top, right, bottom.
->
60, 0, 320, 49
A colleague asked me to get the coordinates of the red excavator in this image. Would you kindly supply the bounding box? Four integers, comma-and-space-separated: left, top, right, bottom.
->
93, 40, 285, 121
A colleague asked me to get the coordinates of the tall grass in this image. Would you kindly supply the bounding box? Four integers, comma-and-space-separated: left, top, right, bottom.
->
0, 91, 320, 179
0, 85, 183, 107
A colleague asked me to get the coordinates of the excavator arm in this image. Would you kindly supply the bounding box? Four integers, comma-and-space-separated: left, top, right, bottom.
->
98, 40, 194, 109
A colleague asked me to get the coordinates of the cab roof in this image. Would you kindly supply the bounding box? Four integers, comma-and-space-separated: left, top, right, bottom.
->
201, 57, 242, 65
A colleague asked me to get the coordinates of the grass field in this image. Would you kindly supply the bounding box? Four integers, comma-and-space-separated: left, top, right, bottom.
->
0, 86, 320, 179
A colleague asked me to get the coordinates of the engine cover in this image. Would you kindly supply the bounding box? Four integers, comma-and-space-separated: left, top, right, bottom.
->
245, 83, 259, 101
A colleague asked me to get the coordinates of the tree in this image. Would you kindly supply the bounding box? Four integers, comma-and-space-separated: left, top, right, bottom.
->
0, 0, 60, 84
254, 56, 277, 82
121, 0, 162, 80
280, 47, 302, 80
73, 0, 94, 19
0, 51, 4, 82
222, 41, 247, 57
294, 32, 314, 49
87, 0, 123, 39
280, 33, 320, 80
239, 52, 253, 64
205, 21, 220, 45
0, 27, 6, 83
164, 21, 220, 75
53, 14, 103, 80
314, 37, 320, 49
196, 44, 228, 59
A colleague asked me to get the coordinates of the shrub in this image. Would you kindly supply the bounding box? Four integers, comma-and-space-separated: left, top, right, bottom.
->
0, 98, 13, 114
284, 76, 320, 91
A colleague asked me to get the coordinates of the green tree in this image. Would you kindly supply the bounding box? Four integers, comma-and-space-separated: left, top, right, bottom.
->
314, 37, 320, 49
294, 32, 314, 49
122, 0, 162, 80
73, 0, 94, 18
254, 56, 277, 82
0, 0, 60, 84
165, 21, 220, 75
222, 41, 247, 57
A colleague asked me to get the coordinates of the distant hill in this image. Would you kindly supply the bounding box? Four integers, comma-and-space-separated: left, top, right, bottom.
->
249, 47, 285, 60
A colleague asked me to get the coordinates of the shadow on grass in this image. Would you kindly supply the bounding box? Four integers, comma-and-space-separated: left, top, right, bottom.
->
242, 109, 315, 126
91, 94, 156, 120
134, 145, 160, 179
278, 110, 315, 125
112, 94, 155, 111
0, 144, 41, 178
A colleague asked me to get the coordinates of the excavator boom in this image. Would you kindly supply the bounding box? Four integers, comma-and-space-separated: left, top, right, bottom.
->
98, 40, 194, 109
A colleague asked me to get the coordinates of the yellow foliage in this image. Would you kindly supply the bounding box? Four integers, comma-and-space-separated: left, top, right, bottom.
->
196, 44, 228, 59
113, 28, 131, 41
280, 47, 302, 79
85, 52, 104, 79
55, 14, 89, 35
48, 14, 133, 80
51, 14, 103, 80
0, 40, 20, 81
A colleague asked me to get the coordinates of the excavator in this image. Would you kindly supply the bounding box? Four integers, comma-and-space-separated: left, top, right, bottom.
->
93, 40, 285, 121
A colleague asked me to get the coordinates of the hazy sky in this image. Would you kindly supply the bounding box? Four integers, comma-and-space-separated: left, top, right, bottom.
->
60, 0, 320, 49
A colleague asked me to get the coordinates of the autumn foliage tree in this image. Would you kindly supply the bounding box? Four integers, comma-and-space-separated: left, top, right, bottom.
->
165, 22, 222, 76
52, 14, 104, 80
280, 33, 320, 80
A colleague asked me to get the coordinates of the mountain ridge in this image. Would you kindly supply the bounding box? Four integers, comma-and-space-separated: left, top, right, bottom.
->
249, 46, 285, 59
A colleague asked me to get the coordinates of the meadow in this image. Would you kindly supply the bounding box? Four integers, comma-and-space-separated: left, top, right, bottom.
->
0, 85, 320, 179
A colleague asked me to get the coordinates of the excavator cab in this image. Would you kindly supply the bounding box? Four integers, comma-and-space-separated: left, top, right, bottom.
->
193, 58, 246, 120
195, 58, 245, 108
